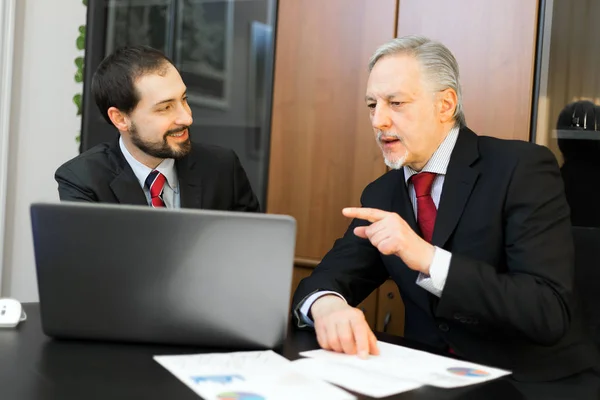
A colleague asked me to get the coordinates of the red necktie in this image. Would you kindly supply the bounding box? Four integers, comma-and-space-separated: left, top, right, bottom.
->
145, 170, 166, 208
411, 172, 457, 354
410, 172, 437, 242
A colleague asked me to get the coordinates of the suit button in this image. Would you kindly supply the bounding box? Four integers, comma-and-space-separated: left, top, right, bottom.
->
439, 323, 449, 332
459, 317, 468, 323
453, 313, 462, 320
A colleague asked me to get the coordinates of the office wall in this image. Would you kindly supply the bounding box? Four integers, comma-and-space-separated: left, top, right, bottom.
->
2, 0, 86, 301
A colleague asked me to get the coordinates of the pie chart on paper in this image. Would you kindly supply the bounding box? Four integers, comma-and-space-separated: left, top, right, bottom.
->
447, 367, 490, 377
217, 392, 265, 400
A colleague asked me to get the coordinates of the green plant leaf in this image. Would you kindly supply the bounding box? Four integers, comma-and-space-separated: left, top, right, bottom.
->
76, 35, 85, 50
73, 93, 82, 116
76, 3, 86, 143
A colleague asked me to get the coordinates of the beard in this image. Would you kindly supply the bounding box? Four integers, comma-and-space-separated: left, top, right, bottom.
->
384, 153, 407, 170
376, 130, 407, 170
129, 122, 192, 160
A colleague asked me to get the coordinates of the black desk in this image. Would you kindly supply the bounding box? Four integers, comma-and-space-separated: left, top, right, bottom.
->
1, 304, 598, 400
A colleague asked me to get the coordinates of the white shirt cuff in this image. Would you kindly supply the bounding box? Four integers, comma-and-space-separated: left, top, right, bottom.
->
416, 246, 452, 297
298, 291, 347, 327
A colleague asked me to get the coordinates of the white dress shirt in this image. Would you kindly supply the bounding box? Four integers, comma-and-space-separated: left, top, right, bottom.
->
119, 137, 181, 208
299, 127, 460, 326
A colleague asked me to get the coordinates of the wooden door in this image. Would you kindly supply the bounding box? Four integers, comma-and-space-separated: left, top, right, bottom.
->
397, 0, 540, 141
267, 0, 395, 261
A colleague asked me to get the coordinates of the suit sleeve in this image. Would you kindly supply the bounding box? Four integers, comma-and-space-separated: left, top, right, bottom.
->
55, 164, 97, 202
436, 145, 574, 346
291, 187, 390, 325
231, 152, 261, 212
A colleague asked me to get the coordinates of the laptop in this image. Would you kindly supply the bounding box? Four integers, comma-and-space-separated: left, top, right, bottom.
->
30, 202, 296, 349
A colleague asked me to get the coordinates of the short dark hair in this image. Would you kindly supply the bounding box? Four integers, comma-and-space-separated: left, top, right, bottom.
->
92, 45, 175, 125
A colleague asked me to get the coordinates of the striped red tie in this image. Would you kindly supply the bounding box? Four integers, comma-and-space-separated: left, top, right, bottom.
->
410, 172, 437, 242
145, 170, 166, 208
411, 172, 457, 354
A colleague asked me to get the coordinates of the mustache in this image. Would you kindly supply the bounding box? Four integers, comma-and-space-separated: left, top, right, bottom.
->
164, 126, 190, 137
376, 130, 402, 142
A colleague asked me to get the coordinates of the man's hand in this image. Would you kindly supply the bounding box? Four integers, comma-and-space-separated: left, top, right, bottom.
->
342, 207, 435, 274
310, 295, 379, 359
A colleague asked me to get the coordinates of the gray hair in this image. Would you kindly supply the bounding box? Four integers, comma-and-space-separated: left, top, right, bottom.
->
368, 35, 465, 128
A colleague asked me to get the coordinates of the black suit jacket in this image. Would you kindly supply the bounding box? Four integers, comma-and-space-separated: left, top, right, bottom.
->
55, 138, 260, 212
292, 127, 598, 381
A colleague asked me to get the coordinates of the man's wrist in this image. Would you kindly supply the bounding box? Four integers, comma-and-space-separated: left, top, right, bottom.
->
418, 243, 436, 275
399, 241, 435, 274
310, 294, 346, 320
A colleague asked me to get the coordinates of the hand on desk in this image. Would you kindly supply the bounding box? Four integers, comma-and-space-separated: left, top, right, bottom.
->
343, 207, 435, 275
310, 294, 379, 359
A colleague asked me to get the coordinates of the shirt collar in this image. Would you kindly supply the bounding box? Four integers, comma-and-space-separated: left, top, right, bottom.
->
119, 136, 179, 192
403, 126, 460, 184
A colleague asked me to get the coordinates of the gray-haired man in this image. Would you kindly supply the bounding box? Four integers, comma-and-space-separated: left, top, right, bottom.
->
292, 35, 598, 382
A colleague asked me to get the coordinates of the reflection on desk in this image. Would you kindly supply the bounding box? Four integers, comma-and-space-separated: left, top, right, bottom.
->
0, 304, 597, 400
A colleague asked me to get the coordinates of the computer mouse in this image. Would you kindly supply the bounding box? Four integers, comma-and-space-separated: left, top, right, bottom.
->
0, 298, 26, 328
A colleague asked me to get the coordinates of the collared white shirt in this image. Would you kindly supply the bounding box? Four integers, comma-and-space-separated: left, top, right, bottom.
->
405, 126, 459, 297
119, 137, 181, 208
298, 126, 460, 326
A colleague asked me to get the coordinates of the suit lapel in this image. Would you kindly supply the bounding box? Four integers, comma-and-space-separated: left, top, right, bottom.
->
431, 128, 480, 248
107, 139, 148, 205
391, 168, 419, 233
390, 169, 436, 315
176, 154, 203, 209
110, 171, 148, 205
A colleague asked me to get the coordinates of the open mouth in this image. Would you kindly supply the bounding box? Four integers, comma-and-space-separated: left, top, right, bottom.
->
380, 136, 401, 145
168, 129, 188, 139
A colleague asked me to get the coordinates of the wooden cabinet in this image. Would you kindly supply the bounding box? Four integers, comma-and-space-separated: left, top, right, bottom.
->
357, 290, 379, 330
376, 280, 405, 336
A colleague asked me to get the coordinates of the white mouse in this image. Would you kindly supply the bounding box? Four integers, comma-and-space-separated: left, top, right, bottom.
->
0, 298, 26, 328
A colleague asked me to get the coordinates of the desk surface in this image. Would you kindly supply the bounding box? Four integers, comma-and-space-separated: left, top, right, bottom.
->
0, 304, 597, 400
